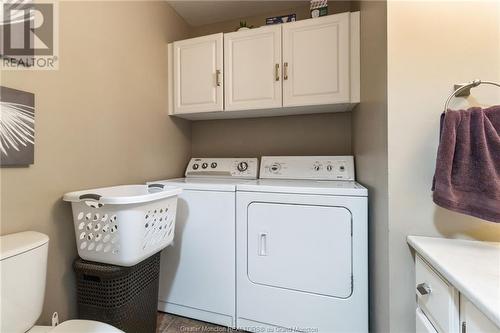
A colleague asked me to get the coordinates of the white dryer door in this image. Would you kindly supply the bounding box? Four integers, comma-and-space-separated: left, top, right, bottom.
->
247, 202, 352, 298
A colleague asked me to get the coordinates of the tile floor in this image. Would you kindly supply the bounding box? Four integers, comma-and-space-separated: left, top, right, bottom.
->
157, 312, 240, 332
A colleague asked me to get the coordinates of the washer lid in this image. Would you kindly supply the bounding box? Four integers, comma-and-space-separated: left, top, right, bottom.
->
148, 178, 255, 192
237, 179, 368, 196
50, 320, 123, 333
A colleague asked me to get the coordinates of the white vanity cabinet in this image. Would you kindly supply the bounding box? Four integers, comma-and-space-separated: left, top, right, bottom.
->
168, 12, 360, 120
282, 12, 351, 107
417, 308, 440, 333
460, 297, 500, 333
409, 237, 500, 333
172, 33, 224, 114
224, 25, 282, 111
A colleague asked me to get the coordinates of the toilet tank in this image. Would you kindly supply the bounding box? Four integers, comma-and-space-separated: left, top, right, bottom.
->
0, 231, 49, 333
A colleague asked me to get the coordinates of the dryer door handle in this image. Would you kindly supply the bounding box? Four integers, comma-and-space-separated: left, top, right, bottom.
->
259, 232, 268, 256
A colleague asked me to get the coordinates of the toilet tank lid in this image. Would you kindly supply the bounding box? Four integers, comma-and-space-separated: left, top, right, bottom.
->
0, 231, 49, 261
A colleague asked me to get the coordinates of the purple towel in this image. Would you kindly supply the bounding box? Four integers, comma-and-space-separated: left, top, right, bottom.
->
432, 105, 500, 223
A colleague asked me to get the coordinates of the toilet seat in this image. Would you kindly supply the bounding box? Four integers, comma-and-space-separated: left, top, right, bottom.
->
49, 320, 123, 333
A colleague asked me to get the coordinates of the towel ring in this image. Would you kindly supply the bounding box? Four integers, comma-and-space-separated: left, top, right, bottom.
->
443, 79, 500, 113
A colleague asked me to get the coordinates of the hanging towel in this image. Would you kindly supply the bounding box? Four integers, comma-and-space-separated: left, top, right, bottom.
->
432, 105, 500, 223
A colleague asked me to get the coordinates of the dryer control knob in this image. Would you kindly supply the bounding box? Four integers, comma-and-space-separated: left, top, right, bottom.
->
237, 161, 248, 172
192, 164, 199, 170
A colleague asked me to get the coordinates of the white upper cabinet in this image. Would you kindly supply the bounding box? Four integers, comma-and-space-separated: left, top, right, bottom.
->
168, 12, 360, 120
224, 25, 282, 111
282, 13, 350, 107
173, 33, 223, 114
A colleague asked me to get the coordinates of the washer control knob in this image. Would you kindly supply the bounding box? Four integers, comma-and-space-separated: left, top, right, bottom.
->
313, 163, 322, 171
211, 162, 217, 168
237, 161, 248, 172
192, 164, 199, 170
202, 163, 208, 169
326, 165, 333, 172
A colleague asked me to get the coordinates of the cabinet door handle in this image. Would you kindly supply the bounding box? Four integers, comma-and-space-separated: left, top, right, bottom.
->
216, 69, 222, 87
283, 62, 289, 80
416, 283, 431, 296
275, 63, 280, 81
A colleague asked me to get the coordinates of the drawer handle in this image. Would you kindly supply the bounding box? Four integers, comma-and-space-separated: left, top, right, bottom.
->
283, 62, 289, 80
417, 283, 432, 296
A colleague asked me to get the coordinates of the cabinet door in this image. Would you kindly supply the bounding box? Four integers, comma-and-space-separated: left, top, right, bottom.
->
460, 296, 500, 333
173, 33, 223, 114
282, 13, 350, 107
224, 26, 282, 111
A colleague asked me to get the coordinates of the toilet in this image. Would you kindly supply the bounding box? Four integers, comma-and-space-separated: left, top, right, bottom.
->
0, 231, 123, 333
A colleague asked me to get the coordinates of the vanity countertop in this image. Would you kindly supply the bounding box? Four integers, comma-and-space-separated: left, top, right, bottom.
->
407, 236, 500, 328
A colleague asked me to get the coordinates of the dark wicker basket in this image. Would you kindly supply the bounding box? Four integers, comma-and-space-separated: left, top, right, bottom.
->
73, 252, 161, 333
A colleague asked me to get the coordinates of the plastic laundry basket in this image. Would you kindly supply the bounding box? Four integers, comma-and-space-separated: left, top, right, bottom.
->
64, 184, 182, 266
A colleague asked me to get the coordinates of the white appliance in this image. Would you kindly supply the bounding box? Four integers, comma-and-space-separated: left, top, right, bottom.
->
149, 157, 258, 328
236, 156, 368, 333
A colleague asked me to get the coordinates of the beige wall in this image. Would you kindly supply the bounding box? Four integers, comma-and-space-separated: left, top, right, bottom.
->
351, 1, 389, 332
190, 2, 357, 159
0, 1, 191, 324
192, 113, 352, 157
387, 2, 500, 332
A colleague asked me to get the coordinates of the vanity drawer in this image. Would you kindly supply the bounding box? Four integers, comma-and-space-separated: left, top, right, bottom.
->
415, 255, 459, 333
416, 308, 438, 333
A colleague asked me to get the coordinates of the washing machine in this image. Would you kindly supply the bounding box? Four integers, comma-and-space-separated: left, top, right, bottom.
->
236, 156, 368, 333
149, 157, 258, 328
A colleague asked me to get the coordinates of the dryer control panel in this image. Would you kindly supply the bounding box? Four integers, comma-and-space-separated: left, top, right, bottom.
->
185, 157, 259, 179
260, 156, 355, 180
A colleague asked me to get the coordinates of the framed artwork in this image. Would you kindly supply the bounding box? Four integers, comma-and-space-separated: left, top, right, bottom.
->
0, 86, 35, 166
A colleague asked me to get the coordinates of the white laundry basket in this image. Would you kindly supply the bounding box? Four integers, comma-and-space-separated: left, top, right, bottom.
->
63, 184, 182, 266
